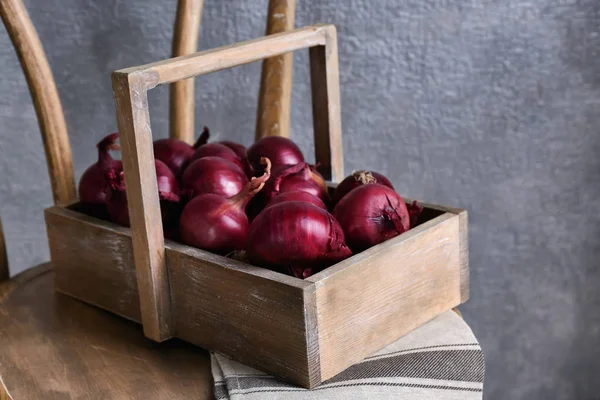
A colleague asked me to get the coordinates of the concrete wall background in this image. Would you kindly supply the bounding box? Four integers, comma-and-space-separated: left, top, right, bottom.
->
2, 1, 600, 398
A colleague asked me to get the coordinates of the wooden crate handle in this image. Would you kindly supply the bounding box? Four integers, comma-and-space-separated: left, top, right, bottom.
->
112, 24, 343, 342
0, 0, 76, 206
169, 0, 203, 144
255, 0, 296, 140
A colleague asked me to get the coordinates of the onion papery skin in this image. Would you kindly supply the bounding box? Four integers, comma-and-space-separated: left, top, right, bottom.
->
219, 140, 247, 159
153, 138, 194, 177
247, 201, 352, 279
181, 156, 248, 199
332, 170, 394, 206
263, 162, 329, 204
247, 136, 304, 172
78, 132, 122, 206
265, 191, 327, 210
107, 160, 180, 228
190, 142, 245, 171
333, 184, 410, 252
180, 158, 271, 254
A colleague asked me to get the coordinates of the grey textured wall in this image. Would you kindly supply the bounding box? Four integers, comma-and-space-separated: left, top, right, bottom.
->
1, 0, 599, 398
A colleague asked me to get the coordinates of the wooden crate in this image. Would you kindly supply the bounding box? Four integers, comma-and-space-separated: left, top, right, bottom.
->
45, 24, 469, 388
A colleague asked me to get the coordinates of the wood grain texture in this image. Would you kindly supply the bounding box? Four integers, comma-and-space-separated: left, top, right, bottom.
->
0, 265, 213, 400
116, 24, 329, 88
167, 242, 315, 387
255, 0, 296, 140
45, 206, 141, 322
112, 73, 172, 342
404, 197, 470, 302
309, 26, 344, 182
303, 285, 322, 388
307, 213, 463, 381
0, 0, 76, 205
170, 0, 203, 143
0, 218, 8, 283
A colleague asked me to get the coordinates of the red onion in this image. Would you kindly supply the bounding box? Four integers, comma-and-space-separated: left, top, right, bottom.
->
152, 127, 210, 177
333, 184, 410, 252
181, 156, 248, 199
265, 191, 327, 210
247, 136, 304, 171
262, 162, 329, 204
153, 139, 193, 177
106, 160, 180, 227
190, 142, 245, 171
78, 133, 122, 206
247, 201, 352, 279
192, 127, 252, 178
219, 140, 247, 159
407, 200, 424, 228
180, 158, 271, 254
332, 170, 394, 206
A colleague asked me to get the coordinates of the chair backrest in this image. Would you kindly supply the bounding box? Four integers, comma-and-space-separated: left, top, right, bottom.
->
0, 0, 296, 281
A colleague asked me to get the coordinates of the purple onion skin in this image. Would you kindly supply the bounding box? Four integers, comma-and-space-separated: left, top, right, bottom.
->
182, 156, 248, 199
79, 133, 122, 206
219, 140, 247, 159
333, 184, 410, 253
180, 194, 249, 254
265, 191, 327, 210
180, 158, 272, 254
247, 201, 352, 279
263, 163, 329, 204
332, 170, 394, 206
189, 142, 245, 171
153, 138, 195, 177
107, 160, 180, 228
247, 136, 304, 171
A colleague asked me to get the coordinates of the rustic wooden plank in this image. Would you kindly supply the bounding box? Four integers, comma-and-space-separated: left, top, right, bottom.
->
112, 73, 172, 342
0, 265, 213, 400
169, 0, 203, 143
115, 25, 329, 88
167, 244, 315, 387
403, 198, 470, 302
309, 25, 343, 182
0, 218, 8, 283
45, 206, 141, 323
307, 213, 463, 381
0, 0, 76, 205
303, 285, 322, 388
255, 0, 296, 140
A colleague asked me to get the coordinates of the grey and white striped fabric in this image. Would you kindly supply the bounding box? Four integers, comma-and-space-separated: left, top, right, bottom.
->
211, 310, 485, 399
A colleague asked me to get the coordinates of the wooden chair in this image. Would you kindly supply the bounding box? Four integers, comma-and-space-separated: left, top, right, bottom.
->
0, 0, 295, 398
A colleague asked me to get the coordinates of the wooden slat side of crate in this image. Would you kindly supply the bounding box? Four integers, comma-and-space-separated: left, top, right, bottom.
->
166, 243, 317, 387
45, 201, 466, 388
45, 206, 141, 322
307, 211, 466, 381
44, 204, 321, 387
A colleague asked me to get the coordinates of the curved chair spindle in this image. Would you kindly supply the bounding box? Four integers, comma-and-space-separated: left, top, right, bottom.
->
169, 0, 204, 143
255, 0, 296, 140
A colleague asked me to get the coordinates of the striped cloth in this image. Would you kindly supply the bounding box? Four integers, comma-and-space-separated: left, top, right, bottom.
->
211, 310, 485, 399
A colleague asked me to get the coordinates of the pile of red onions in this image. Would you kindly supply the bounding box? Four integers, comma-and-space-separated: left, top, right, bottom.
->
106, 160, 180, 228
180, 158, 271, 254
78, 130, 424, 280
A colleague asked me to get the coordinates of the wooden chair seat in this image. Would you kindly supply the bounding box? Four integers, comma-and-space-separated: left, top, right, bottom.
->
0, 264, 213, 400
